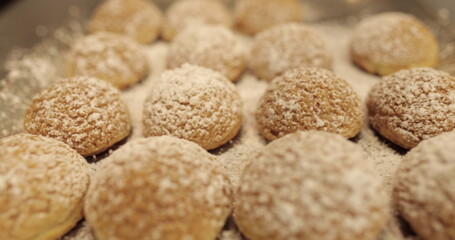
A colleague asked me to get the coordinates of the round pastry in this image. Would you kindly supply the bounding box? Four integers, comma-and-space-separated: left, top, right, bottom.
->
256, 67, 363, 141
66, 32, 149, 90
162, 0, 232, 41
235, 130, 388, 240
24, 76, 131, 156
0, 134, 90, 240
249, 23, 333, 81
394, 131, 455, 240
168, 25, 246, 82
367, 68, 455, 149
143, 64, 242, 150
234, 0, 304, 35
89, 0, 163, 43
350, 12, 439, 76
85, 136, 232, 240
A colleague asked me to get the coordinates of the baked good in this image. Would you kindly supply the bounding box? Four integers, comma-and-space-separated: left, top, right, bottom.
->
0, 134, 90, 240
394, 131, 455, 240
234, 0, 304, 35
66, 32, 149, 90
235, 130, 388, 240
256, 67, 363, 141
162, 0, 232, 41
168, 25, 246, 82
350, 12, 439, 76
367, 68, 455, 149
24, 76, 131, 156
249, 23, 332, 81
89, 0, 163, 43
85, 136, 232, 240
143, 64, 242, 150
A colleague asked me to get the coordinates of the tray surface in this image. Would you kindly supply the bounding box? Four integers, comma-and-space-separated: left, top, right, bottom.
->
0, 1, 454, 240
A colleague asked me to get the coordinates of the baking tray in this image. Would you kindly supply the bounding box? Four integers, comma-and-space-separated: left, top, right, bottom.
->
0, 0, 454, 240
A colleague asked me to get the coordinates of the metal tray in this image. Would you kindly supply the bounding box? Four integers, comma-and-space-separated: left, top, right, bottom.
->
0, 0, 454, 240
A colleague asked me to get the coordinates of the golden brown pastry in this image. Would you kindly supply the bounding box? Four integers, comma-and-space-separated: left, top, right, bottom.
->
249, 23, 333, 81
85, 136, 232, 240
66, 32, 148, 90
167, 25, 246, 82
143, 64, 242, 150
350, 12, 439, 76
256, 67, 362, 141
89, 0, 163, 43
0, 134, 90, 240
394, 131, 455, 240
24, 76, 131, 156
162, 0, 232, 41
235, 130, 388, 240
367, 68, 455, 149
234, 0, 304, 35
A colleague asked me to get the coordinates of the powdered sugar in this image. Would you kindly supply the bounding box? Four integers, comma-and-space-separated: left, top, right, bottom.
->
351, 12, 439, 75
256, 67, 363, 140
142, 64, 242, 150
88, 0, 163, 43
66, 32, 148, 89
168, 25, 246, 81
235, 131, 388, 240
249, 23, 333, 81
24, 77, 131, 156
233, 0, 304, 35
367, 68, 455, 149
0, 134, 90, 240
85, 136, 232, 240
394, 131, 455, 240
163, 0, 232, 41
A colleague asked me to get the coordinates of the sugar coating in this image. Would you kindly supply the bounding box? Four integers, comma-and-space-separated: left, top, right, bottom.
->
234, 0, 304, 35
394, 131, 455, 240
235, 131, 388, 240
143, 64, 242, 150
66, 32, 149, 90
168, 25, 246, 82
249, 23, 333, 81
162, 0, 232, 41
256, 67, 363, 141
351, 12, 439, 76
24, 77, 131, 156
367, 68, 455, 149
89, 0, 163, 43
85, 136, 233, 240
0, 134, 90, 240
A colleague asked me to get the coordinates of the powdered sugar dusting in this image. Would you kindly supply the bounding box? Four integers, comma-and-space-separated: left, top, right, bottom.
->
235, 131, 388, 240
143, 64, 242, 150
24, 77, 131, 156
163, 0, 232, 41
214, 73, 268, 188
0, 134, 90, 240
121, 42, 169, 140
66, 32, 148, 89
85, 136, 232, 240
367, 68, 455, 149
249, 23, 333, 81
168, 25, 246, 81
394, 131, 455, 240
88, 0, 163, 43
234, 0, 304, 35
256, 67, 363, 140
351, 12, 438, 74
0, 20, 85, 138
